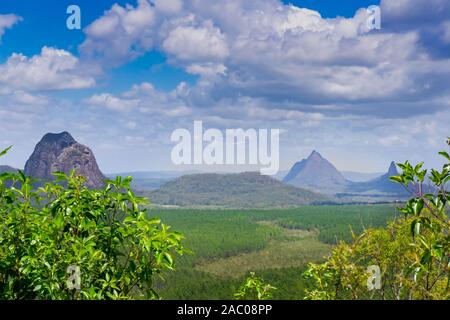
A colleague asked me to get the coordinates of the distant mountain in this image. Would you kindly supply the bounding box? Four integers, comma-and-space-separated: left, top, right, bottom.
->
108, 171, 189, 180
283, 151, 349, 194
0, 165, 18, 174
24, 132, 105, 188
272, 170, 289, 181
107, 171, 199, 191
346, 162, 409, 195
283, 151, 410, 201
147, 172, 330, 208
0, 165, 18, 187
341, 171, 384, 182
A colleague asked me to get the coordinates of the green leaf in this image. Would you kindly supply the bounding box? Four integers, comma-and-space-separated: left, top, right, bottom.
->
439, 151, 450, 161
163, 252, 174, 266
390, 175, 404, 184
0, 146, 12, 157
411, 220, 421, 237
412, 198, 424, 216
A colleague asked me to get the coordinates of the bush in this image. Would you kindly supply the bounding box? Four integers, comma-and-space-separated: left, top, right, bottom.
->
0, 147, 184, 300
234, 272, 276, 300
303, 143, 450, 300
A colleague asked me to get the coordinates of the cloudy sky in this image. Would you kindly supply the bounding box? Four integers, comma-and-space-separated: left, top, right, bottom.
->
0, 0, 449, 174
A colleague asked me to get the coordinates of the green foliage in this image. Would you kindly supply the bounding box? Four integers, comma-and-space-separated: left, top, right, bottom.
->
303, 219, 427, 299
233, 272, 276, 300
0, 147, 184, 300
304, 144, 450, 300
0, 146, 12, 158
389, 145, 450, 298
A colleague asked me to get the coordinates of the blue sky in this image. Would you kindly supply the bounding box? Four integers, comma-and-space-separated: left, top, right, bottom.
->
0, 0, 449, 174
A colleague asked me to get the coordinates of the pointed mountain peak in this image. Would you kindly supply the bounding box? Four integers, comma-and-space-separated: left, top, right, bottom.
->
284, 150, 348, 191
387, 161, 398, 176
308, 150, 323, 160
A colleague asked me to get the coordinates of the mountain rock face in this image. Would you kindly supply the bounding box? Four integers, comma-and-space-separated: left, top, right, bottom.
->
24, 132, 105, 188
283, 151, 349, 194
148, 171, 330, 208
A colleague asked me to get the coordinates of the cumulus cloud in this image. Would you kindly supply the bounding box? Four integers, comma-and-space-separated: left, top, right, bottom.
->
381, 0, 450, 59
0, 47, 95, 93
381, 0, 450, 30
79, 0, 157, 66
378, 135, 408, 147
162, 21, 229, 62
10, 91, 49, 106
0, 14, 21, 42
84, 82, 192, 117
153, 0, 183, 15
84, 93, 139, 112
77, 0, 450, 120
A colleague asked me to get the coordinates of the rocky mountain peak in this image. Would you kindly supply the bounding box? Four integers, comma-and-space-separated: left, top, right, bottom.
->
41, 131, 76, 146
308, 150, 323, 160
24, 132, 105, 188
283, 150, 348, 194
387, 161, 399, 176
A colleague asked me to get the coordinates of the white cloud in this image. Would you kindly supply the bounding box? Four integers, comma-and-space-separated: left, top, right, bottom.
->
163, 105, 192, 117
185, 63, 227, 76
378, 135, 408, 147
84, 82, 192, 117
162, 21, 229, 62
0, 47, 95, 92
78, 0, 450, 119
381, 0, 450, 26
123, 82, 156, 98
153, 0, 183, 15
0, 14, 21, 42
79, 0, 156, 66
10, 91, 49, 106
84, 93, 139, 112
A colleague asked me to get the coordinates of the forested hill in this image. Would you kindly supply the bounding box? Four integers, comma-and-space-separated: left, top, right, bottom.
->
148, 172, 330, 208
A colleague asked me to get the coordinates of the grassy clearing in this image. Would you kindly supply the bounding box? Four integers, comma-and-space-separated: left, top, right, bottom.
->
196, 233, 331, 278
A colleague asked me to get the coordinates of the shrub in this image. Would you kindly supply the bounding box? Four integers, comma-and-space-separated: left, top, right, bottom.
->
0, 147, 184, 300
234, 272, 276, 300
303, 142, 450, 300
